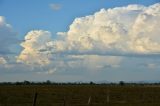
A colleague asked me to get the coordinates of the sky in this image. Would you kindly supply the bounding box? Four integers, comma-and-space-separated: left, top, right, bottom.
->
0, 0, 160, 82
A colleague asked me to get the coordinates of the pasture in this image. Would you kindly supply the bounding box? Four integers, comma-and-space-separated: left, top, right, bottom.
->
0, 85, 160, 106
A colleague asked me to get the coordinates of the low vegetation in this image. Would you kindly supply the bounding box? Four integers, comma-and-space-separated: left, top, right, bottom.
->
0, 82, 160, 106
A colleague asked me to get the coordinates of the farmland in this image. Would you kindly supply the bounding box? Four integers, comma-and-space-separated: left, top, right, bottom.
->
0, 85, 160, 106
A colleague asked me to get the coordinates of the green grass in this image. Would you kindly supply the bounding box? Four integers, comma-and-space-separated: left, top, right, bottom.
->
0, 85, 160, 106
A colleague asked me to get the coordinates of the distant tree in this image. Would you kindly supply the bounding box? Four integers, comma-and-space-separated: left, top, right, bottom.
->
119, 81, 125, 86
15, 82, 22, 85
46, 80, 51, 84
23, 80, 30, 85
90, 81, 95, 85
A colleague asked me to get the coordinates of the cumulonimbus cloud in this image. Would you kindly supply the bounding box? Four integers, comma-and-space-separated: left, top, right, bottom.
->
17, 30, 52, 66
18, 3, 160, 67
53, 3, 160, 55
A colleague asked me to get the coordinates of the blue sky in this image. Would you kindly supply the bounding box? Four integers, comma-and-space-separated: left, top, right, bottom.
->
0, 0, 160, 82
0, 0, 158, 37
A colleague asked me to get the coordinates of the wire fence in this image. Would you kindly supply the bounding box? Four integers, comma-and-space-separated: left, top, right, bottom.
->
28, 91, 160, 106
1, 89, 160, 106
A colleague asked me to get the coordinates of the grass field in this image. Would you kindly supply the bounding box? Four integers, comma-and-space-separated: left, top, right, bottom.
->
0, 85, 160, 106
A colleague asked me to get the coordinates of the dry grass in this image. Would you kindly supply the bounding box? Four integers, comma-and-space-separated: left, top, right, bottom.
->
0, 85, 160, 106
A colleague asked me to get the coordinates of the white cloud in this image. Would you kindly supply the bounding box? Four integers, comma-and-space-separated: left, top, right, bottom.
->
62, 55, 122, 72
147, 63, 157, 69
17, 30, 53, 66
0, 16, 19, 69
37, 68, 56, 75
0, 16, 18, 55
0, 56, 16, 69
50, 3, 62, 11
81, 55, 121, 70
51, 3, 160, 56
0, 57, 7, 64
17, 3, 160, 73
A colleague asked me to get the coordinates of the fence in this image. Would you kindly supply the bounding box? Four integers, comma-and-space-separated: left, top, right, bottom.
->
30, 90, 160, 106
32, 91, 110, 106
1, 90, 160, 106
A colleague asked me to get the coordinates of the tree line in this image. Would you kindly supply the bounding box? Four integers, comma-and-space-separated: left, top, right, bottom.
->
0, 80, 160, 86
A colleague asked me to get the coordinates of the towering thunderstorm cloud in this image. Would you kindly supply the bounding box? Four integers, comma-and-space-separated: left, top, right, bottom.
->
18, 3, 160, 68
17, 30, 52, 66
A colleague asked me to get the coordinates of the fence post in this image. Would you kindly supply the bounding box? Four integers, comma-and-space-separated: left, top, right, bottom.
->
33, 92, 38, 106
63, 96, 66, 106
107, 90, 110, 104
88, 96, 91, 105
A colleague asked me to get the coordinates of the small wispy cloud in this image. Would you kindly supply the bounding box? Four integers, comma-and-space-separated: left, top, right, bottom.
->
37, 68, 56, 75
49, 3, 62, 11
147, 63, 157, 69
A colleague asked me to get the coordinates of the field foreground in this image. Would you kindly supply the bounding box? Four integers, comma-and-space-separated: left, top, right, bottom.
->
0, 85, 160, 106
